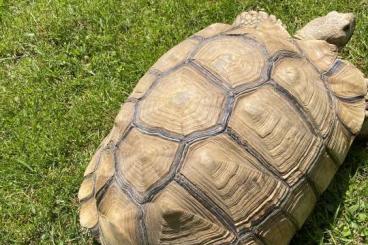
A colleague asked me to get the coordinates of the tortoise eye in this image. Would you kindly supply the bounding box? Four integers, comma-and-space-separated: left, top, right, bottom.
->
343, 24, 350, 32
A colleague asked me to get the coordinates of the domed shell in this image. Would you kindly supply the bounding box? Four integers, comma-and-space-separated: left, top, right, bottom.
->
79, 11, 367, 245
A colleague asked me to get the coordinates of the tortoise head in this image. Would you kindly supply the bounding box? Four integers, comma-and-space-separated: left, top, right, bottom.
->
295, 11, 355, 49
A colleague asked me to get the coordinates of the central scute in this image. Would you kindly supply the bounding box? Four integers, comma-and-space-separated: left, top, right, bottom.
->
138, 65, 226, 136
192, 36, 266, 88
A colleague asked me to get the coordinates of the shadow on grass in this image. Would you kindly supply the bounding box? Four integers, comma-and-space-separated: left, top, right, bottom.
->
291, 140, 367, 244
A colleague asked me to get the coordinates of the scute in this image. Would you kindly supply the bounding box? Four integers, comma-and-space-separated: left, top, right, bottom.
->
78, 176, 94, 201
229, 86, 322, 185
327, 60, 367, 98
191, 36, 267, 88
80, 198, 98, 229
99, 183, 141, 244
272, 57, 334, 137
296, 39, 338, 72
181, 134, 288, 232
283, 182, 317, 228
336, 99, 365, 134
150, 22, 233, 74
80, 147, 116, 203
82, 101, 134, 178
151, 38, 199, 73
327, 120, 353, 165
257, 211, 296, 245
116, 128, 179, 194
145, 182, 236, 244
137, 65, 226, 136
130, 72, 157, 100
83, 150, 99, 177
193, 23, 231, 38
308, 152, 338, 193
94, 149, 115, 193
105, 102, 135, 146
238, 237, 263, 245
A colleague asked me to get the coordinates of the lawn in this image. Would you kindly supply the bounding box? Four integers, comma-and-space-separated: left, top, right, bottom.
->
0, 0, 367, 244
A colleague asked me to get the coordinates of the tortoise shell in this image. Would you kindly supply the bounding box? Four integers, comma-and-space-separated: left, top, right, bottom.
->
78, 11, 367, 244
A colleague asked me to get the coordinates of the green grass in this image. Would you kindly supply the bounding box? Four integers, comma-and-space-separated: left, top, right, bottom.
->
0, 0, 367, 244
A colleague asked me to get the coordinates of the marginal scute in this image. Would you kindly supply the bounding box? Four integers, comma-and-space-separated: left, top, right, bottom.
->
327, 61, 367, 98
181, 134, 288, 232
336, 99, 366, 135
193, 23, 231, 38
327, 120, 352, 165
308, 152, 337, 193
272, 58, 334, 137
80, 198, 98, 229
78, 176, 94, 201
192, 36, 266, 88
92, 148, 114, 194
83, 130, 118, 177
296, 39, 337, 72
152, 38, 199, 72
145, 182, 236, 244
283, 182, 316, 228
257, 211, 296, 245
130, 72, 157, 99
116, 128, 179, 194
229, 86, 322, 185
84, 150, 100, 177
99, 183, 140, 244
108, 102, 135, 144
138, 65, 226, 136
238, 237, 263, 245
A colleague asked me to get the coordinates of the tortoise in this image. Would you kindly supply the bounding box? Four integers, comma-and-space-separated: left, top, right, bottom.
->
78, 11, 368, 244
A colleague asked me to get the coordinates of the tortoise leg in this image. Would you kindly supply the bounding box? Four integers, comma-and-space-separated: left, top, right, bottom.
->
358, 78, 368, 139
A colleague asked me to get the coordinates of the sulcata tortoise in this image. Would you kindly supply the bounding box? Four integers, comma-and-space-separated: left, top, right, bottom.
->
78, 11, 368, 244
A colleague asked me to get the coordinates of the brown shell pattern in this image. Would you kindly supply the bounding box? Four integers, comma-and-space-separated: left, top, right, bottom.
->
79, 13, 367, 245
